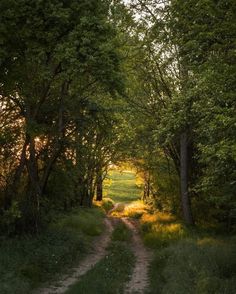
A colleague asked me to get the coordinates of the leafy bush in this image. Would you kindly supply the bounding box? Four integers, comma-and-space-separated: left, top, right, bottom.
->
100, 197, 115, 213
0, 201, 22, 235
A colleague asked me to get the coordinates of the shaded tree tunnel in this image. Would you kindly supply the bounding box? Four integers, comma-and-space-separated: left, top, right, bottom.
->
0, 0, 235, 235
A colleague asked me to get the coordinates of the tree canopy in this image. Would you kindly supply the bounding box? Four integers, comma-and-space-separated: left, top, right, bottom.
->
0, 0, 235, 233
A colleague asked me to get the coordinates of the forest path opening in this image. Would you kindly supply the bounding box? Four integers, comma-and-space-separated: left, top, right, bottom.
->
107, 169, 153, 293
37, 169, 151, 294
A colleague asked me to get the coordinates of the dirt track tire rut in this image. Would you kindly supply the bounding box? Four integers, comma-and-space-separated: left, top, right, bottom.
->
122, 218, 152, 294
36, 218, 114, 294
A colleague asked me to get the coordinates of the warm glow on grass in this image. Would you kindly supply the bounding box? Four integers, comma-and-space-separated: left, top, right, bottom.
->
140, 211, 187, 248
93, 197, 115, 213
141, 211, 175, 224
109, 200, 149, 218
197, 237, 226, 246
152, 223, 183, 234
124, 202, 146, 218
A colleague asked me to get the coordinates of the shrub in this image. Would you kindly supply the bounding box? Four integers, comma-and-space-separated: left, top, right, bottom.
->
100, 198, 115, 213
0, 201, 22, 235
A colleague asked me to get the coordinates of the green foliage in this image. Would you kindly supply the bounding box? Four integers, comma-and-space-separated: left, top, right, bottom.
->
45, 164, 76, 211
54, 207, 105, 236
0, 201, 21, 235
147, 155, 181, 214
0, 0, 126, 232
100, 197, 115, 213
125, 0, 236, 228
168, 0, 236, 226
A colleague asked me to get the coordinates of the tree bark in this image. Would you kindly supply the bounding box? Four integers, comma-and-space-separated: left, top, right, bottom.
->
180, 132, 194, 225
96, 167, 103, 201
25, 136, 42, 233
143, 172, 150, 202
4, 136, 29, 209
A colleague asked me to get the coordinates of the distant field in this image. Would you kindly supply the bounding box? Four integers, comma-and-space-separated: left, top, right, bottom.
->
104, 170, 142, 203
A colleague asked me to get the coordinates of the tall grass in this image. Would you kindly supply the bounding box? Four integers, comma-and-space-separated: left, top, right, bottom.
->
0, 207, 105, 294
141, 211, 236, 294
148, 238, 236, 294
140, 211, 187, 248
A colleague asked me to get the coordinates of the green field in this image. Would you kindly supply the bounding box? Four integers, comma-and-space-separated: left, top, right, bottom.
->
104, 170, 142, 203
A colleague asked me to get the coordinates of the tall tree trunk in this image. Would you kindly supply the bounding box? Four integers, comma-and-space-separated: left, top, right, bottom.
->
143, 172, 150, 202
80, 179, 92, 207
147, 173, 150, 199
4, 136, 29, 209
96, 167, 103, 201
88, 173, 95, 207
180, 131, 194, 225
26, 136, 42, 233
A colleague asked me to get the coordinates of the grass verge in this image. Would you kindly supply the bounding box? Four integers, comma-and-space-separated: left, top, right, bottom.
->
140, 211, 236, 294
0, 207, 104, 294
66, 221, 135, 294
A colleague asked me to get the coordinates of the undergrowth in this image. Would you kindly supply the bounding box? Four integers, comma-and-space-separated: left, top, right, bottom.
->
0, 207, 104, 294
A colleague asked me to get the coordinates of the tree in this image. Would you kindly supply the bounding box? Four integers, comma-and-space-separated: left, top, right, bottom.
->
0, 0, 124, 232
126, 0, 236, 227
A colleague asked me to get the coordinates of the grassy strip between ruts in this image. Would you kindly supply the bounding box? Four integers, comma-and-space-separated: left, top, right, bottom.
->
66, 220, 135, 294
0, 207, 105, 294
139, 211, 236, 294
